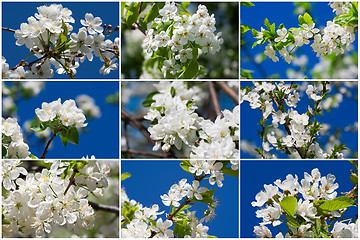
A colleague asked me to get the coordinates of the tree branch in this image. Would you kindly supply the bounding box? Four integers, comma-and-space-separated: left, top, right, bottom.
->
124, 121, 131, 159
2, 27, 16, 33
89, 201, 119, 215
209, 82, 221, 116
215, 81, 239, 105
40, 130, 58, 159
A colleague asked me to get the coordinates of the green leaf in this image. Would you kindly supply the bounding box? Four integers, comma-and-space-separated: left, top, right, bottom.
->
144, 3, 164, 23
125, 2, 140, 26
303, 12, 314, 25
67, 126, 79, 146
180, 160, 192, 174
318, 196, 357, 213
298, 15, 306, 25
2, 145, 7, 158
286, 214, 300, 228
121, 172, 132, 181
221, 167, 239, 178
180, 60, 199, 79
241, 25, 251, 33
240, 2, 255, 7
350, 174, 358, 185
59, 132, 68, 147
170, 86, 176, 97
182, 2, 190, 9
186, 99, 194, 110
29, 154, 37, 159
264, 18, 271, 30
143, 91, 160, 107
62, 166, 71, 179
251, 28, 259, 37
279, 196, 297, 217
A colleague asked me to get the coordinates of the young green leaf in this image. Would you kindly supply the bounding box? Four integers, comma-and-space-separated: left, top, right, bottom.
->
279, 196, 297, 217
241, 2, 255, 7
318, 196, 357, 213
66, 126, 79, 146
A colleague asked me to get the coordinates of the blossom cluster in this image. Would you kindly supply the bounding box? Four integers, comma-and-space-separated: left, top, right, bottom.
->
2, 159, 110, 237
142, 2, 223, 77
2, 117, 30, 159
35, 98, 87, 128
241, 81, 347, 159
121, 177, 213, 238
144, 81, 239, 159
75, 94, 101, 119
2, 3, 118, 79
254, 3, 356, 64
252, 168, 357, 238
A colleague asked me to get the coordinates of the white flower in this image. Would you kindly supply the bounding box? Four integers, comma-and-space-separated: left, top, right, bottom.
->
274, 28, 288, 42
80, 13, 103, 34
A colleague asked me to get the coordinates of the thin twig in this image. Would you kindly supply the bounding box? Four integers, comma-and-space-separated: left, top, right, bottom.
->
209, 82, 221, 116
124, 121, 131, 159
64, 170, 78, 196
40, 130, 58, 159
122, 110, 154, 145
89, 201, 119, 215
2, 27, 16, 33
215, 81, 239, 105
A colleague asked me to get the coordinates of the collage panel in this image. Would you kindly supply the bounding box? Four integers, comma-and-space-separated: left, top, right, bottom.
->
2, 81, 119, 159
1, 159, 119, 237
121, 81, 239, 159
121, 160, 239, 238
121, 1, 239, 79
2, 2, 119, 79
240, 160, 358, 238
240, 2, 358, 79
240, 81, 358, 159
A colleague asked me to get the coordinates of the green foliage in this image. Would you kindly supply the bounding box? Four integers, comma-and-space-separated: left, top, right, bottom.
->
170, 86, 176, 98
220, 167, 239, 178
121, 201, 139, 227
106, 92, 119, 106
121, 172, 132, 181
180, 160, 193, 175
240, 69, 254, 79
143, 91, 160, 107
241, 2, 255, 7
241, 25, 252, 34
298, 12, 314, 25
125, 2, 140, 26
61, 160, 89, 180
318, 196, 357, 214
144, 3, 165, 23
179, 60, 199, 79
280, 196, 297, 217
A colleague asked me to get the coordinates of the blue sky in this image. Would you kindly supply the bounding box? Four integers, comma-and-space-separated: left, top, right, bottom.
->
241, 81, 358, 158
3, 81, 119, 159
241, 160, 358, 238
121, 160, 239, 237
241, 2, 358, 79
2, 2, 119, 79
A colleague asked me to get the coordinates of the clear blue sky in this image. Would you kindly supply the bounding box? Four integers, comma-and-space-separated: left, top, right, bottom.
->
121, 160, 239, 238
241, 2, 358, 79
241, 81, 358, 158
2, 2, 119, 79
241, 160, 358, 238
3, 81, 119, 159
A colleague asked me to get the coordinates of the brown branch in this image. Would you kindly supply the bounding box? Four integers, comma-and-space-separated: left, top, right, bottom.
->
124, 121, 131, 159
2, 27, 16, 33
89, 201, 119, 215
209, 82, 221, 116
344, 184, 358, 200
40, 130, 58, 159
121, 149, 186, 158
64, 169, 78, 195
215, 81, 239, 105
121, 110, 178, 158
122, 109, 155, 145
